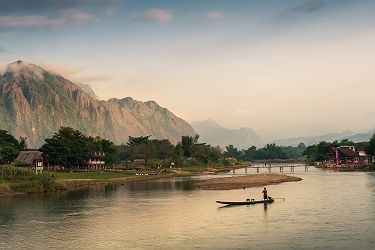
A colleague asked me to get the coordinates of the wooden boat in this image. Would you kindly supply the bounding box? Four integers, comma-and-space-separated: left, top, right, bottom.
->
216, 197, 274, 206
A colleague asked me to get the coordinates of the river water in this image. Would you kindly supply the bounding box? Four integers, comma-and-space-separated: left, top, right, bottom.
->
1, 167, 375, 249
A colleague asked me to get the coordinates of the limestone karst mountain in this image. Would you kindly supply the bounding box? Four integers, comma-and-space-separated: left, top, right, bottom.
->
0, 60, 195, 147
191, 119, 263, 149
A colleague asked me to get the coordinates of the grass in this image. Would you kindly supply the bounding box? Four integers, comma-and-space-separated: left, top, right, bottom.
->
8, 174, 67, 193
0, 165, 68, 194
180, 166, 201, 173
0, 165, 33, 180
0, 183, 11, 193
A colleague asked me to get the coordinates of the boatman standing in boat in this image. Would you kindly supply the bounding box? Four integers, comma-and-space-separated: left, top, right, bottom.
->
262, 187, 268, 201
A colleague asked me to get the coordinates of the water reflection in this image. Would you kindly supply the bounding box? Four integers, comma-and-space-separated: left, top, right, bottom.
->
124, 177, 196, 192
1, 168, 375, 249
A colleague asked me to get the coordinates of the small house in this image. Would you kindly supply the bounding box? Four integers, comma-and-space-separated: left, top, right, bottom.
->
84, 151, 105, 170
330, 146, 370, 165
133, 159, 146, 170
355, 145, 370, 164
15, 151, 44, 173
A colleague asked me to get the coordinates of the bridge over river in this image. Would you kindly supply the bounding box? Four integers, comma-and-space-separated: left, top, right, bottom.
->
247, 163, 309, 173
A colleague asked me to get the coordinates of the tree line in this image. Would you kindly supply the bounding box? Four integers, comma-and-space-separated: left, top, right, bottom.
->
2, 126, 374, 168
304, 136, 375, 163
0, 127, 226, 169
117, 134, 224, 167
224, 143, 306, 161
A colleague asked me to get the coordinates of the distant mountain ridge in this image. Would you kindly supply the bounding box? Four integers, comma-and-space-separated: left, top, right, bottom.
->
191, 119, 263, 149
0, 60, 195, 147
273, 130, 375, 146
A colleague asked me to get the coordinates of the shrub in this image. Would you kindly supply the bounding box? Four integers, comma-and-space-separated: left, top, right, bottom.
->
28, 174, 57, 190
0, 183, 11, 193
0, 165, 33, 179
9, 173, 63, 193
369, 163, 375, 171
13, 160, 29, 167
9, 179, 42, 193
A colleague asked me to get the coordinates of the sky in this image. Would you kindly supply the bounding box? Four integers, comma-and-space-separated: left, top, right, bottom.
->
0, 0, 375, 141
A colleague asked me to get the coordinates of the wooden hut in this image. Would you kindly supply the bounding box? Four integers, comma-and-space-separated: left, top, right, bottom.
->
15, 151, 44, 173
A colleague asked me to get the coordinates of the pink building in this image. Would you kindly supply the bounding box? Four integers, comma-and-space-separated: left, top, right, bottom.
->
331, 146, 369, 165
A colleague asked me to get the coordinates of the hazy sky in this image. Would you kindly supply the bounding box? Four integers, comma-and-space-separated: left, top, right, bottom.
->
1, 0, 375, 141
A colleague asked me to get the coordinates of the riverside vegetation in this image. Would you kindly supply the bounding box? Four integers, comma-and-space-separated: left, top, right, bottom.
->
0, 127, 241, 195
224, 136, 375, 170
2, 127, 375, 195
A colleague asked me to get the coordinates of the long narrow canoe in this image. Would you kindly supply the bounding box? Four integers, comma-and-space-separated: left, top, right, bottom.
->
216, 198, 274, 206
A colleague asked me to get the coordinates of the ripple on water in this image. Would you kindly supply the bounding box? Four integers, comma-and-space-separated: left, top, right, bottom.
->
1, 168, 375, 249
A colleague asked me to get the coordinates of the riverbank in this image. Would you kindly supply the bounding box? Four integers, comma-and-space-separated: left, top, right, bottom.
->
317, 163, 375, 172
0, 164, 247, 196
58, 172, 192, 191
1, 164, 285, 196
0, 172, 190, 197
196, 174, 302, 190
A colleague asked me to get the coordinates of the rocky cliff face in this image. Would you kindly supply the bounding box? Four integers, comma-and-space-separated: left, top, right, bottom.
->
0, 61, 195, 147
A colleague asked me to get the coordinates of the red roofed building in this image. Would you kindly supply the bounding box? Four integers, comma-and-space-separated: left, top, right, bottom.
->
331, 146, 369, 165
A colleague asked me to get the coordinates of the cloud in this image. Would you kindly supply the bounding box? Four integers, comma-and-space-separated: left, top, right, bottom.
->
279, 0, 326, 19
102, 8, 116, 17
288, 0, 326, 14
205, 11, 227, 20
134, 9, 173, 23
40, 61, 111, 83
0, 9, 94, 29
0, 0, 122, 30
230, 108, 254, 117
0, 0, 123, 15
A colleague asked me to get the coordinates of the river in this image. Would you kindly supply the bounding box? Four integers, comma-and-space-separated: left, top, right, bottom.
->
1, 167, 375, 249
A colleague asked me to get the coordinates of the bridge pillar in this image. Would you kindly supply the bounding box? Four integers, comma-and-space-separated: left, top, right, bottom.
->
290, 166, 294, 172
256, 167, 259, 173
280, 166, 283, 172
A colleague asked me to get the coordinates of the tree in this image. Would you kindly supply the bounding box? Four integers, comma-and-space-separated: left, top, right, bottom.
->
304, 141, 332, 163
225, 145, 241, 159
0, 129, 22, 150
339, 139, 354, 146
366, 134, 375, 156
19, 137, 27, 150
0, 146, 19, 163
243, 146, 257, 161
181, 135, 199, 157
127, 136, 151, 145
40, 127, 92, 169
118, 136, 174, 161
297, 142, 306, 151
0, 130, 26, 164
